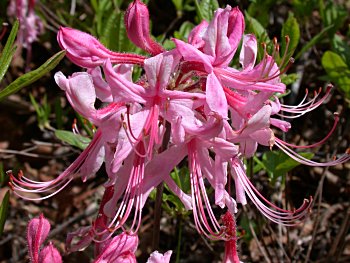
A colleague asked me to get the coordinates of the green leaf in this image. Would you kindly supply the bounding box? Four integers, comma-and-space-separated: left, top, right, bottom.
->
54, 130, 91, 150
280, 12, 300, 66
332, 34, 350, 67
322, 51, 350, 98
194, 0, 219, 21
0, 162, 4, 186
0, 50, 66, 101
281, 73, 299, 85
260, 150, 314, 184
294, 25, 334, 61
321, 1, 347, 37
247, 0, 275, 27
0, 20, 19, 83
0, 191, 10, 236
173, 21, 195, 41
245, 12, 271, 62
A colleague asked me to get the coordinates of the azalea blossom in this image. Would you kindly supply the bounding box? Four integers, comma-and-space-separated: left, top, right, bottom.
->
9, 1, 350, 262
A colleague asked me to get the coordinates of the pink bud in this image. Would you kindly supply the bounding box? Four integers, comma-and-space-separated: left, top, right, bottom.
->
58, 27, 145, 68
222, 212, 240, 263
125, 0, 164, 55
27, 214, 62, 263
27, 214, 51, 263
39, 243, 62, 263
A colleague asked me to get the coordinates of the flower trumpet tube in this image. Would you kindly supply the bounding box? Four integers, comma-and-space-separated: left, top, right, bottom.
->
58, 27, 146, 68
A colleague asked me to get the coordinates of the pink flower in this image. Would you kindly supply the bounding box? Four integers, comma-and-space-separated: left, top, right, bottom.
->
27, 214, 62, 263
7, 0, 44, 49
93, 232, 138, 263
174, 6, 285, 118
147, 250, 172, 263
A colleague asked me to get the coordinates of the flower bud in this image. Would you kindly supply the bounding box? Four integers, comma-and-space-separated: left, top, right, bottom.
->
125, 0, 164, 55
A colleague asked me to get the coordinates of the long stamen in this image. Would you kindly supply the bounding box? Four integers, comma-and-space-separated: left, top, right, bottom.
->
9, 130, 103, 199
275, 113, 339, 149
275, 140, 350, 166
188, 141, 225, 240
232, 159, 312, 226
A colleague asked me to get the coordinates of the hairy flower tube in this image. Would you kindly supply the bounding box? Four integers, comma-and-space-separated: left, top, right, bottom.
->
9, 1, 350, 261
26, 214, 62, 263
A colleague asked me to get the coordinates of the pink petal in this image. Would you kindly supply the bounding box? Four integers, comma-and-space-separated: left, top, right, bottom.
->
250, 128, 275, 147
54, 71, 97, 122
104, 59, 148, 104
144, 52, 179, 93
66, 226, 93, 253
87, 67, 113, 103
231, 165, 247, 205
206, 72, 228, 118
203, 7, 232, 67
240, 139, 257, 158
142, 143, 192, 210
93, 233, 138, 263
173, 38, 213, 72
244, 105, 271, 134
227, 7, 245, 56
239, 34, 257, 70
270, 118, 291, 132
214, 157, 227, 208
188, 20, 208, 48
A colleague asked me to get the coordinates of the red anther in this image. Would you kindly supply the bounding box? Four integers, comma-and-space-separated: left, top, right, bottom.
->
0, 23, 8, 41
305, 88, 309, 94
108, 227, 116, 233
332, 156, 337, 161
318, 87, 322, 93
285, 35, 290, 43
273, 37, 278, 45
276, 44, 280, 52
313, 90, 317, 97
18, 170, 23, 179
346, 148, 350, 154
8, 181, 14, 191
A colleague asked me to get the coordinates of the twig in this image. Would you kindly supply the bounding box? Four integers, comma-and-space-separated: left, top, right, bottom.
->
243, 206, 271, 263
327, 205, 350, 262
151, 122, 171, 250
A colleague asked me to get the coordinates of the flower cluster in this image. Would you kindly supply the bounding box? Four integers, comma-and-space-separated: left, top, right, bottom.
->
7, 0, 44, 66
10, 0, 349, 261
